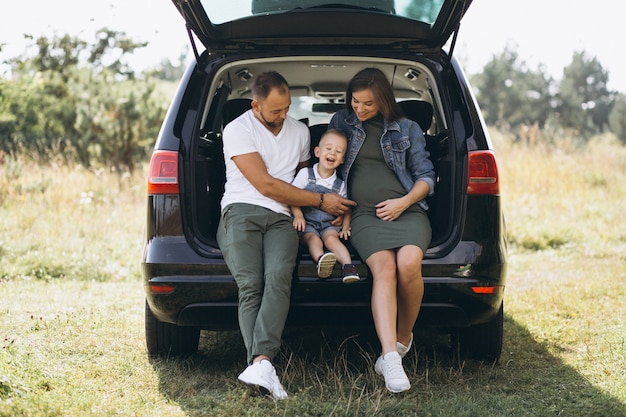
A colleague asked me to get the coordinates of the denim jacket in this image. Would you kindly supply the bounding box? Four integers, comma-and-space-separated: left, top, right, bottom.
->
329, 109, 435, 210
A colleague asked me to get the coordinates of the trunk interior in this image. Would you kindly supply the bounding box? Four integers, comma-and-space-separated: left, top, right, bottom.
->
188, 57, 456, 258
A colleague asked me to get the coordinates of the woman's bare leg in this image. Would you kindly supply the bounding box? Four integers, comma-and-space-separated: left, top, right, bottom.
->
366, 250, 398, 355
395, 245, 424, 346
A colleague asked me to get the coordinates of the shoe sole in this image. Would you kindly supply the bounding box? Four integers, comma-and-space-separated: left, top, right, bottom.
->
374, 372, 411, 393
342, 275, 360, 284
386, 383, 411, 393
238, 378, 272, 398
317, 253, 336, 278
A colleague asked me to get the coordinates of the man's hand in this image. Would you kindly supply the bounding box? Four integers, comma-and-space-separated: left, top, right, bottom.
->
320, 192, 356, 216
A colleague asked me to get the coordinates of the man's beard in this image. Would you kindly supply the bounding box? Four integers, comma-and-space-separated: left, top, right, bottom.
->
260, 112, 284, 129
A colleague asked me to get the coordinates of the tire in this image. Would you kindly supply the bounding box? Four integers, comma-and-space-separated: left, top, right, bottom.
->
454, 302, 504, 362
145, 300, 201, 356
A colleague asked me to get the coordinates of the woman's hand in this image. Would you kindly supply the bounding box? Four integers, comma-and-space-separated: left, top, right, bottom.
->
375, 197, 410, 221
376, 180, 430, 221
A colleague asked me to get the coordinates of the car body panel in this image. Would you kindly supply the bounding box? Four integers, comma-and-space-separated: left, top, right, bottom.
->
171, 0, 472, 52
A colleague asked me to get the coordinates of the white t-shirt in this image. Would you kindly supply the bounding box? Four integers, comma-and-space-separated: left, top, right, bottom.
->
292, 163, 347, 198
221, 110, 311, 216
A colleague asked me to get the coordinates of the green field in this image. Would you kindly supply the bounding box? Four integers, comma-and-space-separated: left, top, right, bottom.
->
1, 132, 625, 416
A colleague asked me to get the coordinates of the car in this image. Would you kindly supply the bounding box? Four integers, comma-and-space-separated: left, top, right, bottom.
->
142, 0, 507, 361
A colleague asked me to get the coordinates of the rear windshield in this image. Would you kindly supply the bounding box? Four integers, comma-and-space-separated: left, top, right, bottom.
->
207, 0, 445, 25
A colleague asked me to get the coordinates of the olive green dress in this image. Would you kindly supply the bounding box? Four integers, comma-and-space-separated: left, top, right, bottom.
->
348, 114, 431, 261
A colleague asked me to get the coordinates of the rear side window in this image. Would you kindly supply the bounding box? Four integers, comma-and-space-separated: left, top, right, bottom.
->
207, 0, 445, 24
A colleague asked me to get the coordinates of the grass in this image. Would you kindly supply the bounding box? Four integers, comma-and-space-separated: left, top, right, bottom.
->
1, 131, 625, 416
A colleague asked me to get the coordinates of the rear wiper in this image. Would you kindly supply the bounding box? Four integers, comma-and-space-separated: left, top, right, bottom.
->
253, 2, 395, 15
299, 3, 395, 14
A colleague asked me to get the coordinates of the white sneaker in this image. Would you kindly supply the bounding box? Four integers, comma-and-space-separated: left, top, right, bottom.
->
374, 351, 411, 393
397, 333, 413, 358
317, 252, 336, 278
267, 365, 288, 400
237, 360, 288, 400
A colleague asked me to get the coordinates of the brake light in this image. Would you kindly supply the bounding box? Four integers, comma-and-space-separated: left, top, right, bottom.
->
467, 150, 500, 195
147, 150, 179, 195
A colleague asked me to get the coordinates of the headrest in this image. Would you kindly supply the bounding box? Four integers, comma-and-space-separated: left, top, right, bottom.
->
222, 98, 252, 126
398, 100, 433, 132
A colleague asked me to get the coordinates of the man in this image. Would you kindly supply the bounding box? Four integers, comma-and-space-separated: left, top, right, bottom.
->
217, 71, 355, 400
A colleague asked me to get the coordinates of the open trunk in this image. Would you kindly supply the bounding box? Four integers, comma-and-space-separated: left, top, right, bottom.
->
187, 56, 458, 259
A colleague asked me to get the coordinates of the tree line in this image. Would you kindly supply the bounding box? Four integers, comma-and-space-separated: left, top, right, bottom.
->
0, 30, 177, 173
1, 31, 625, 172
469, 44, 626, 145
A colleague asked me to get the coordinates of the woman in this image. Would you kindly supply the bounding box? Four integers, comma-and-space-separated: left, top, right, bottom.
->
328, 68, 435, 393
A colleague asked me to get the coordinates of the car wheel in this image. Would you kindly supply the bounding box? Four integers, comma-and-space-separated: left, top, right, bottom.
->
454, 302, 503, 362
145, 300, 201, 356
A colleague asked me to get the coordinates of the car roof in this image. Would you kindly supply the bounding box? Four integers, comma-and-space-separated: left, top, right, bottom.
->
171, 0, 472, 54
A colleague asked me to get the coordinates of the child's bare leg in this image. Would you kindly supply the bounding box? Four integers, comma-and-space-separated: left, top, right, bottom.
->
302, 232, 325, 261
321, 230, 352, 266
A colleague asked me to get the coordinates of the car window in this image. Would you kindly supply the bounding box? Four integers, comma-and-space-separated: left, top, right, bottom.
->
206, 0, 445, 25
291, 97, 342, 125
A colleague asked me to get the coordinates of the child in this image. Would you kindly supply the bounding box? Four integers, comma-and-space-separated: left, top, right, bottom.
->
291, 129, 360, 284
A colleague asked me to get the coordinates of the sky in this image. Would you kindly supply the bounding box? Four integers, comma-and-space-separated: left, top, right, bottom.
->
1, 0, 623, 92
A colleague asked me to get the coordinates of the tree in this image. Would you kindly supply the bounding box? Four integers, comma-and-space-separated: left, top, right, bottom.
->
403, 0, 440, 22
144, 50, 188, 81
608, 93, 626, 144
556, 51, 613, 137
87, 28, 147, 80
470, 44, 553, 132
73, 70, 165, 171
0, 31, 168, 171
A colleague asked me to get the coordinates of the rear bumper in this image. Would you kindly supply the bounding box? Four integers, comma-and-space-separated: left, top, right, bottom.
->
174, 299, 479, 330
144, 269, 505, 331
171, 303, 472, 330
143, 230, 506, 332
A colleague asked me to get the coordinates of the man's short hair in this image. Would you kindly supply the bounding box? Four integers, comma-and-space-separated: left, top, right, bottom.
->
252, 71, 289, 100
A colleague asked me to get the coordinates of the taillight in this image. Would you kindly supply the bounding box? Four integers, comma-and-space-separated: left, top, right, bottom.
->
147, 150, 179, 195
467, 150, 500, 195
